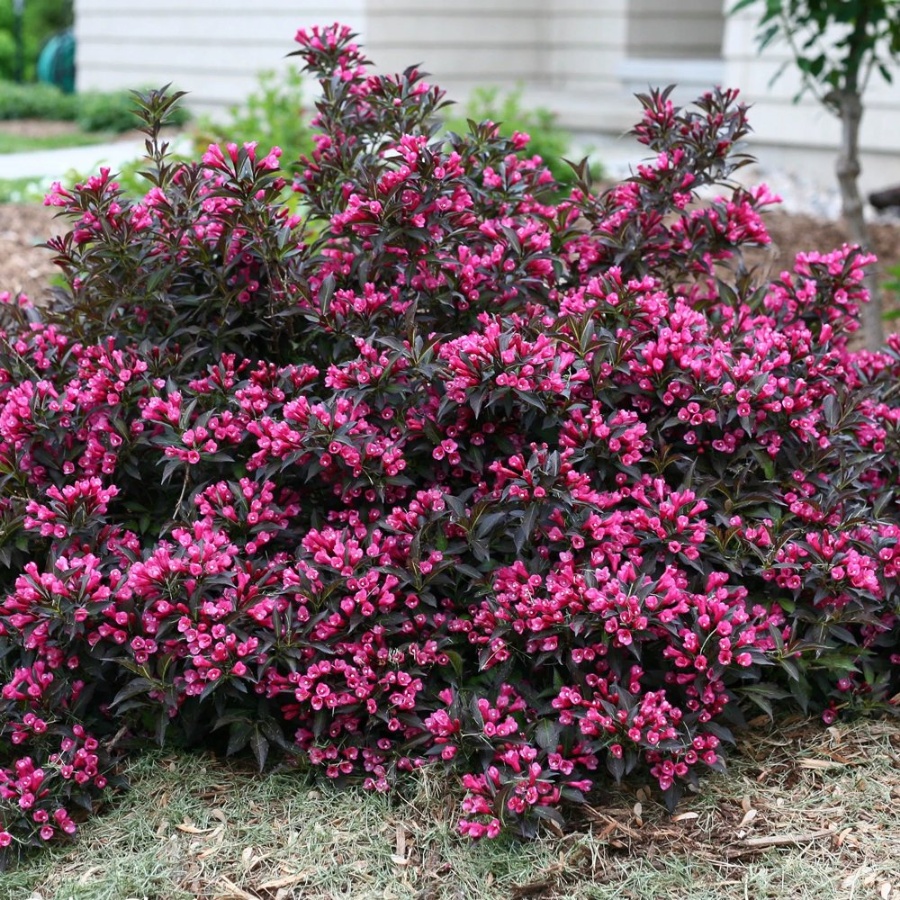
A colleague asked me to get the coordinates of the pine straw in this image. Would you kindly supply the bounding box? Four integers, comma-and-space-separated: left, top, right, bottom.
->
4, 714, 899, 900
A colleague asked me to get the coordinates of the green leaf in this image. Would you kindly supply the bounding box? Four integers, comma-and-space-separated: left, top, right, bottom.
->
514, 504, 539, 553
110, 678, 154, 707
227, 720, 253, 757
606, 753, 625, 783
441, 650, 464, 679
534, 719, 560, 752
759, 22, 781, 51
250, 729, 270, 772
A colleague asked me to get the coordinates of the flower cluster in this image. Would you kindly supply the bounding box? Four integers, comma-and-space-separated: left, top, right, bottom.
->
0, 24, 898, 865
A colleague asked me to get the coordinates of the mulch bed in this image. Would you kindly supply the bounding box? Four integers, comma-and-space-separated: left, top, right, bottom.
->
0, 203, 60, 303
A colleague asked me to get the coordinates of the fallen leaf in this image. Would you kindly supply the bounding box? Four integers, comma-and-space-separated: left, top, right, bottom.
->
197, 825, 226, 859
216, 876, 262, 900
798, 758, 842, 770
727, 829, 833, 856
738, 808, 758, 828
672, 812, 699, 822
77, 867, 101, 884
842, 868, 873, 890
176, 819, 211, 835
258, 872, 314, 890
835, 827, 853, 848
395, 822, 407, 862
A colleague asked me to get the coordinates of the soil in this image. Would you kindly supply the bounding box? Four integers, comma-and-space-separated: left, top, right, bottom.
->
0, 202, 60, 304
765, 209, 900, 287
2, 202, 900, 320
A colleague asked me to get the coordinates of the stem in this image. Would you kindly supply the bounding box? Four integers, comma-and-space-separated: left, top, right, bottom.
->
834, 88, 883, 348
173, 467, 191, 522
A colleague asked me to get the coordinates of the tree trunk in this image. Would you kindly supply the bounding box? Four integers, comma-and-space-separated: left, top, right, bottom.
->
834, 88, 883, 349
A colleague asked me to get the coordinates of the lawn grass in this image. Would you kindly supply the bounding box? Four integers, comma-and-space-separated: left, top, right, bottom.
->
0, 176, 50, 204
0, 131, 118, 155
3, 715, 898, 900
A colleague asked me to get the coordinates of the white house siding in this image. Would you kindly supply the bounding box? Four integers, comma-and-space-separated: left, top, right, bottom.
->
363, 0, 635, 135
365, 0, 547, 92
74, 0, 366, 114
627, 0, 724, 59
72, 1, 900, 190
534, 0, 633, 133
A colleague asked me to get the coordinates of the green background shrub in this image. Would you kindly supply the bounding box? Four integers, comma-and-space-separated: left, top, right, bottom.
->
0, 0, 72, 82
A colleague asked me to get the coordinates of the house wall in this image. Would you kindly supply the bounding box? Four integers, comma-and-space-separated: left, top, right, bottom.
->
73, 0, 638, 134
73, 0, 366, 113
364, 0, 635, 134
72, 0, 900, 190
522, 0, 636, 133
626, 0, 724, 59
615, 0, 726, 130
365, 0, 547, 94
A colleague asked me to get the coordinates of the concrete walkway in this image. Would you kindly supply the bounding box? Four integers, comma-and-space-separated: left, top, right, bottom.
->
0, 138, 165, 182
3, 133, 835, 219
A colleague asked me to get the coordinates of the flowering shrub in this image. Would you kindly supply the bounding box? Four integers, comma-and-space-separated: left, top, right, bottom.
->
1, 23, 899, 862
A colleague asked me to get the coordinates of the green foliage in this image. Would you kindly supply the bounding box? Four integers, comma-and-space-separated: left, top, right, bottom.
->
0, 81, 189, 133
732, 0, 900, 100
444, 85, 601, 188
0, 79, 76, 120
0, 0, 73, 82
2, 23, 900, 864
883, 263, 900, 320
75, 88, 190, 134
0, 175, 47, 203
197, 66, 314, 167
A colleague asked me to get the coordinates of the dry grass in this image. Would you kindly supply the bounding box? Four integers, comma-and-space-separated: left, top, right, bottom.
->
2, 715, 899, 900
